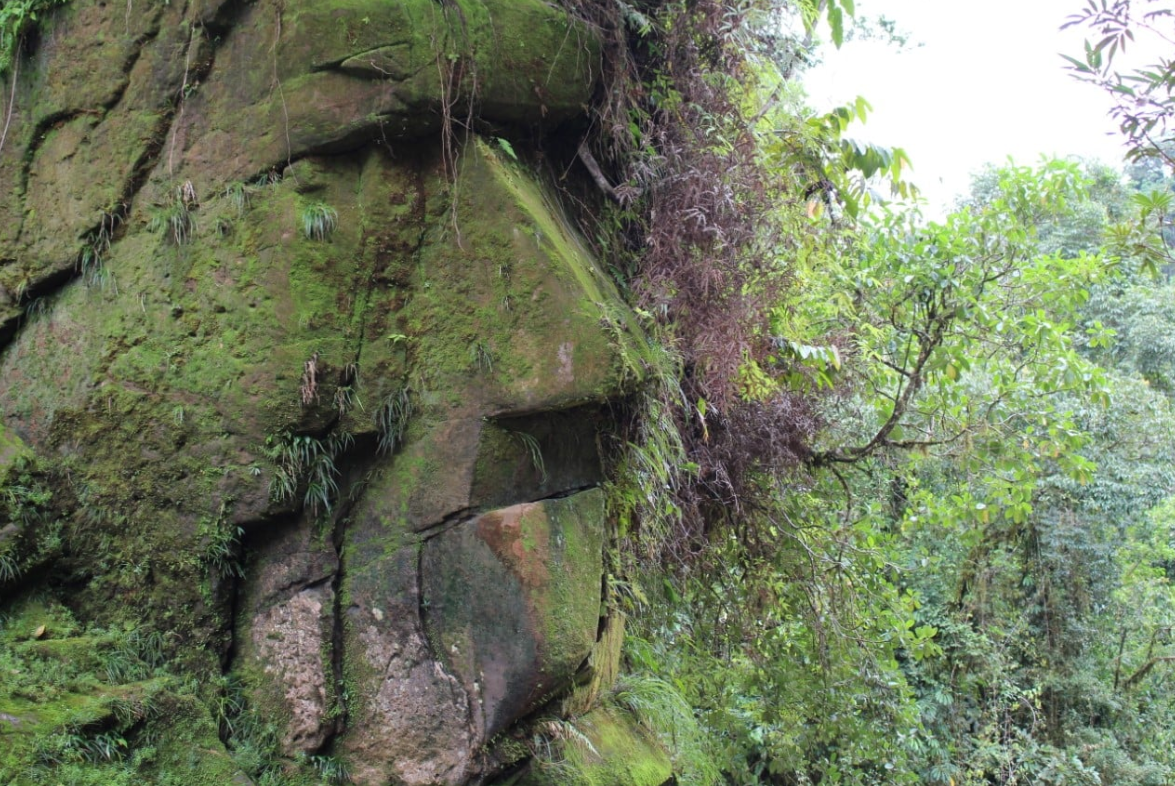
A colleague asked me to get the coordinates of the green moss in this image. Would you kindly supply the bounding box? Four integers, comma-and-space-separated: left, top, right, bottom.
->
401, 140, 648, 416
518, 706, 672, 786
564, 612, 625, 717
0, 594, 247, 784
0, 424, 30, 477
533, 491, 605, 673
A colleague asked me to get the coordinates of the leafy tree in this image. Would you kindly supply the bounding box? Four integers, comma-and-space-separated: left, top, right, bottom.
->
626, 155, 1138, 784
1062, 1, 1175, 166
888, 162, 1175, 784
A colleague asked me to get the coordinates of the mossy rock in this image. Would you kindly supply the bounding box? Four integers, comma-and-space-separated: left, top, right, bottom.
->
511, 706, 673, 786
0, 0, 637, 780
0, 423, 30, 478
423, 490, 606, 740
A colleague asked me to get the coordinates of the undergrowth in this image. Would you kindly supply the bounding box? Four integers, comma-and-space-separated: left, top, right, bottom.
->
0, 0, 70, 76
0, 455, 61, 588
210, 673, 345, 785
198, 507, 244, 580
0, 598, 172, 781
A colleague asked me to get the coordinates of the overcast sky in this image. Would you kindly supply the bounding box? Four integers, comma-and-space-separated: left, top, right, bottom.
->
803, 0, 1133, 215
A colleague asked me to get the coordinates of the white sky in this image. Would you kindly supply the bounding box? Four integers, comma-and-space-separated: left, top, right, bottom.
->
803, 0, 1135, 215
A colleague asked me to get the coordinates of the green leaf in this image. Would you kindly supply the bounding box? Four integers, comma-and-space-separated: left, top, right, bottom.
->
494, 137, 518, 160
828, 6, 844, 47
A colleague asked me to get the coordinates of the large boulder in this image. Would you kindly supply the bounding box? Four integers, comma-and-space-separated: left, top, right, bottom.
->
0, 0, 649, 782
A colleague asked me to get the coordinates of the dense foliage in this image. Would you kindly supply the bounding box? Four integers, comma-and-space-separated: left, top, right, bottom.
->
578, 3, 1175, 785
0, 0, 66, 76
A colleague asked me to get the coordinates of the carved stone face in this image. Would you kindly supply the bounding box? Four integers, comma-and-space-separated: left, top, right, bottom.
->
0, 2, 637, 784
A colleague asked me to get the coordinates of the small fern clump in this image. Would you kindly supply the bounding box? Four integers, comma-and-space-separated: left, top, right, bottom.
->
0, 552, 19, 583
265, 431, 352, 516
148, 182, 197, 245
469, 340, 494, 372
76, 207, 121, 291
222, 181, 252, 215
202, 521, 245, 579
613, 672, 722, 786
307, 754, 352, 785
375, 387, 414, 455
301, 203, 338, 241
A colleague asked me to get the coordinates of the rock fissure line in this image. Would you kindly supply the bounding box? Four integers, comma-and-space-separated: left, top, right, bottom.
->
14, 0, 165, 234
258, 555, 332, 602
309, 42, 413, 73
199, 0, 254, 38
327, 516, 348, 738
107, 13, 160, 105
415, 486, 600, 545
417, 507, 479, 542
533, 483, 598, 502
320, 454, 378, 741
220, 550, 244, 674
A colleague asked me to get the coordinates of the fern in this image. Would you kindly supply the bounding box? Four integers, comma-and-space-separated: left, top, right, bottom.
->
469, 340, 494, 372
148, 184, 197, 246
375, 387, 414, 455
265, 431, 352, 516
0, 552, 19, 583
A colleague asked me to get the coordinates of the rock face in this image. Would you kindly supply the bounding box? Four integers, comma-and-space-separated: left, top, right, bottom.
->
0, 1, 657, 783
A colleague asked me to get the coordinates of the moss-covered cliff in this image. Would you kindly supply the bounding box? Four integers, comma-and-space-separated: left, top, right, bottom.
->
0, 1, 670, 783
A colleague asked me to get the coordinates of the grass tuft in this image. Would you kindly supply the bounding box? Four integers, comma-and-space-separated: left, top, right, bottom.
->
511, 431, 548, 484
307, 754, 353, 784
301, 202, 338, 241
375, 387, 414, 455
0, 552, 19, 582
469, 340, 494, 373
148, 182, 198, 246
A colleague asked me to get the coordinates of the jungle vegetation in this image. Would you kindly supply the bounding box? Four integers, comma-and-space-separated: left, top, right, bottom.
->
584, 1, 1175, 784
5, 0, 1175, 783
